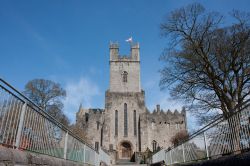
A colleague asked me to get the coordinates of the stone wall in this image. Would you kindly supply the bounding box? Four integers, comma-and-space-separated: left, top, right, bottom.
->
104, 91, 146, 154
76, 103, 187, 156
0, 146, 86, 166
76, 108, 104, 149
141, 106, 187, 152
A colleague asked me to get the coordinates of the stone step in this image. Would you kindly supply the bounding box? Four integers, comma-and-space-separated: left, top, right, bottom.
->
114, 160, 147, 166
113, 165, 147, 166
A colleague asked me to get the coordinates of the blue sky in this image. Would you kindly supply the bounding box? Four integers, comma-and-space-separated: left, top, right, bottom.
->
0, 0, 249, 130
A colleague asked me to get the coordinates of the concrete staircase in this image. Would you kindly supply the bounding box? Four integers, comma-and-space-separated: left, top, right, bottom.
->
113, 164, 147, 166
113, 159, 147, 166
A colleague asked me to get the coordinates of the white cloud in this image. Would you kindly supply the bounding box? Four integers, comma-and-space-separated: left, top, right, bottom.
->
63, 77, 100, 123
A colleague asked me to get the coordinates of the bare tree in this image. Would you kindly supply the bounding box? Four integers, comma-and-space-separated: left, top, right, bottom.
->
160, 3, 250, 122
24, 79, 69, 126
70, 124, 90, 144
170, 130, 189, 146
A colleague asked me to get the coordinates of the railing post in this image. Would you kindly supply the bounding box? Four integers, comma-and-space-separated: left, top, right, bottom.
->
182, 144, 186, 162
15, 103, 27, 148
83, 144, 86, 163
204, 131, 209, 160
165, 150, 167, 164
63, 131, 68, 159
170, 150, 172, 165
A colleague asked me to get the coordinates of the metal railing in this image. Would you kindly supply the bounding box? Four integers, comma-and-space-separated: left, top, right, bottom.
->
152, 106, 250, 165
0, 78, 111, 166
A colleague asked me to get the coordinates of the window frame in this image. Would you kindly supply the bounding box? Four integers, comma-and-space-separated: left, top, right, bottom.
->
122, 71, 128, 83
124, 103, 128, 137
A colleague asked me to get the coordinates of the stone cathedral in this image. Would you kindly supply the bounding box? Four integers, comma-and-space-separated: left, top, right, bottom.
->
76, 42, 187, 163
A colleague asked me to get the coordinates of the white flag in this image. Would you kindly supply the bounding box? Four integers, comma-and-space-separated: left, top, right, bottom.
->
125, 37, 133, 43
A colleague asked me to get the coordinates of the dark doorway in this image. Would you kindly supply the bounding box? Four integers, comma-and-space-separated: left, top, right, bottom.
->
119, 141, 132, 159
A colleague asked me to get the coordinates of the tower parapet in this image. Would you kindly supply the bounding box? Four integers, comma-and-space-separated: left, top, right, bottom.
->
109, 42, 141, 93
131, 43, 140, 61
109, 42, 140, 61
109, 42, 119, 61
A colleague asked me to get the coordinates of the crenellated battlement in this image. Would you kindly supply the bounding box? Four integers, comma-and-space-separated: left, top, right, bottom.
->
109, 42, 119, 49
150, 104, 186, 115
147, 104, 186, 124
109, 42, 140, 61
88, 108, 104, 114
109, 42, 141, 93
76, 106, 104, 124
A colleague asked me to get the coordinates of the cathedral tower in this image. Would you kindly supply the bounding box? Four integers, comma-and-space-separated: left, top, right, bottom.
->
109, 42, 141, 92
76, 42, 187, 164
104, 42, 146, 161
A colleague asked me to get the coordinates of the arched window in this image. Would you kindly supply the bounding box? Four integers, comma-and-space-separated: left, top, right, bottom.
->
85, 113, 89, 122
152, 140, 157, 152
115, 110, 118, 136
167, 123, 170, 129
134, 110, 137, 136
176, 123, 180, 130
95, 142, 99, 151
101, 126, 103, 146
122, 71, 128, 82
97, 121, 99, 130
124, 103, 128, 137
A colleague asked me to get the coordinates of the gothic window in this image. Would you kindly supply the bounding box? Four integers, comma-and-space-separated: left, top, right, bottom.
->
115, 110, 118, 136
122, 71, 128, 82
176, 123, 180, 130
101, 127, 103, 146
134, 110, 137, 136
109, 144, 113, 151
151, 122, 155, 129
152, 140, 157, 152
97, 121, 99, 130
138, 117, 141, 152
124, 103, 128, 137
85, 113, 89, 122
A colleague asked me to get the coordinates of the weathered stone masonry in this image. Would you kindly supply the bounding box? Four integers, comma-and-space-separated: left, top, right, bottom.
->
76, 42, 187, 163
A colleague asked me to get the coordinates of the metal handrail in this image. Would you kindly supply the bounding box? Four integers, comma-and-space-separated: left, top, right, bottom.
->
167, 114, 224, 151
0, 78, 94, 150
152, 104, 250, 165
0, 78, 111, 165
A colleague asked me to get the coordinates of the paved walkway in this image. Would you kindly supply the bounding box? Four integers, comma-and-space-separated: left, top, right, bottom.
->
177, 151, 250, 166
